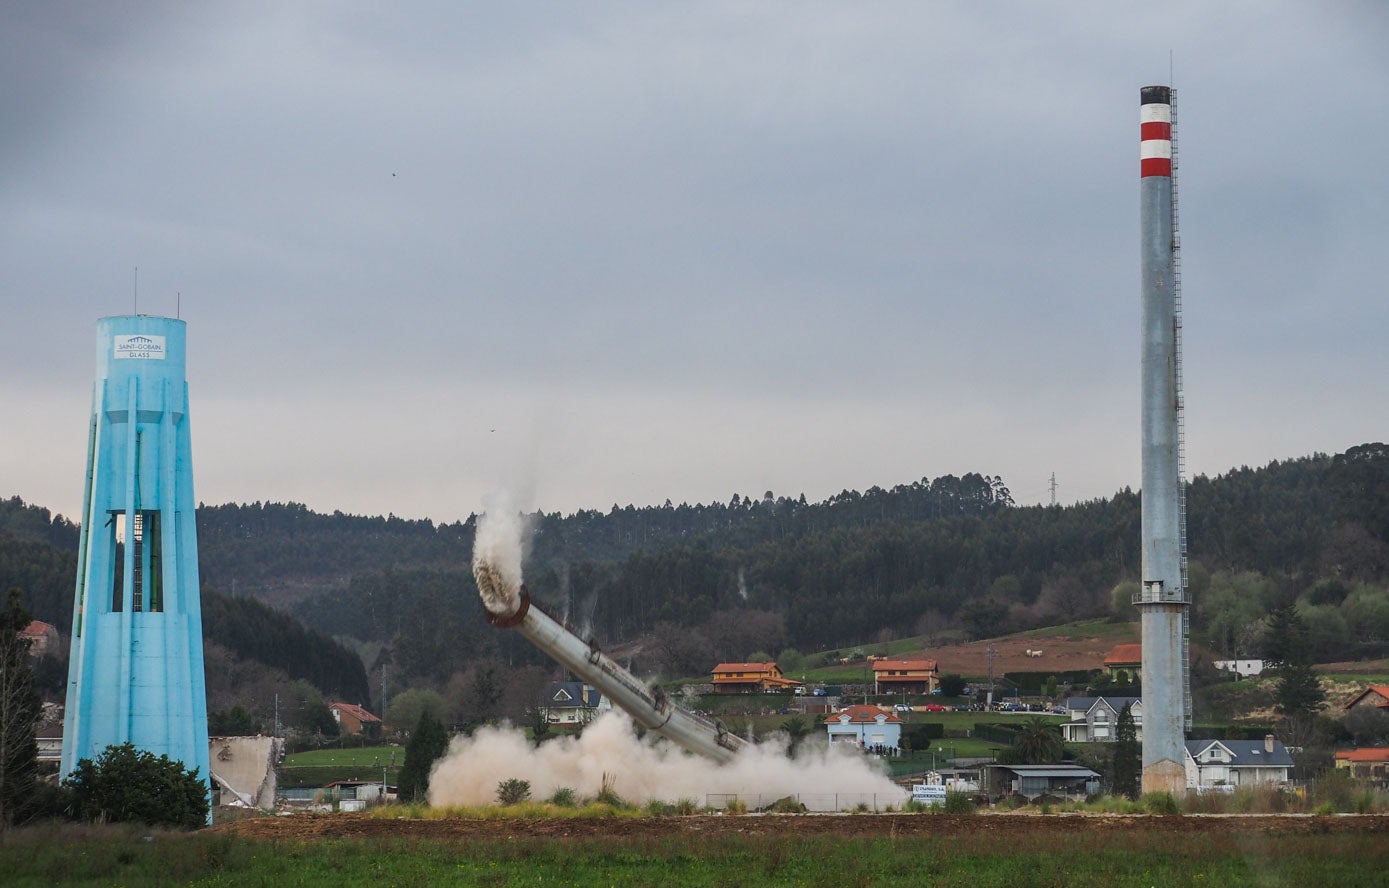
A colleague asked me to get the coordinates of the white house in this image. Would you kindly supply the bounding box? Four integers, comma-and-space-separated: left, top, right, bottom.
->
538, 681, 611, 726
1060, 696, 1142, 743
824, 705, 903, 750
1213, 659, 1266, 678
1184, 736, 1293, 791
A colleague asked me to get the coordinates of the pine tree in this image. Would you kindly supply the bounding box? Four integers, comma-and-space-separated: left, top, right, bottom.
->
1111, 702, 1140, 799
397, 711, 451, 803
1275, 661, 1326, 720
0, 588, 42, 829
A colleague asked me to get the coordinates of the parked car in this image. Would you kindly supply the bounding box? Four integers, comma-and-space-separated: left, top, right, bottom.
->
923, 703, 948, 712
893, 704, 912, 713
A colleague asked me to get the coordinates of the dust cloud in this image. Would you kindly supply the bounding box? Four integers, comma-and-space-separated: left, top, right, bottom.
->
473, 491, 528, 616
428, 711, 907, 809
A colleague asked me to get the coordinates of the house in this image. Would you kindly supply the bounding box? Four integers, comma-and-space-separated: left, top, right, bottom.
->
1060, 696, 1142, 743
1103, 644, 1142, 679
870, 657, 939, 695
538, 680, 611, 725
825, 705, 903, 750
36, 723, 63, 763
985, 763, 1101, 801
1334, 748, 1389, 782
328, 701, 382, 736
1184, 736, 1293, 791
1213, 658, 1266, 678
1344, 686, 1389, 713
710, 662, 801, 694
20, 620, 58, 658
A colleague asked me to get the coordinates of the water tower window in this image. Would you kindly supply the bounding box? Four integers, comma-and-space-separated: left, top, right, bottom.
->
143, 511, 163, 612
109, 512, 125, 612
131, 512, 144, 612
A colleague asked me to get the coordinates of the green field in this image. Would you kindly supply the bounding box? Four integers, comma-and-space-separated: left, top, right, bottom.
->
279, 746, 403, 788
2, 820, 1386, 887
281, 746, 403, 769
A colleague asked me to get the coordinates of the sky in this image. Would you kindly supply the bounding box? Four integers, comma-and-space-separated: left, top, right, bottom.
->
3, 2, 1386, 525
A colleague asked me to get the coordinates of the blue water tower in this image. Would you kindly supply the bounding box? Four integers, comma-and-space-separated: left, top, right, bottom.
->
60, 316, 210, 804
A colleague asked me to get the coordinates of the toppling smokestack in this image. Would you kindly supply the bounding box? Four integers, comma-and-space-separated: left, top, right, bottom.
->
1135, 84, 1191, 795
476, 561, 746, 764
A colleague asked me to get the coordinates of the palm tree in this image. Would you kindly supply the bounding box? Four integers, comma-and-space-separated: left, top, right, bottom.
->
1012, 717, 1064, 765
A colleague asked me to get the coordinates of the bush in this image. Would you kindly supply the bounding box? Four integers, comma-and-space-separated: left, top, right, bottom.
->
1141, 792, 1181, 815
548, 787, 576, 808
63, 743, 208, 829
724, 799, 747, 815
496, 778, 532, 806
593, 773, 625, 808
766, 796, 807, 814
943, 791, 976, 814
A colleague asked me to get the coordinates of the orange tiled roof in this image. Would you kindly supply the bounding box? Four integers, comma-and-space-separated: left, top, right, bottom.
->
330, 702, 381, 723
1344, 686, 1389, 710
1105, 644, 1142, 666
21, 620, 55, 637
712, 662, 780, 675
1336, 748, 1389, 762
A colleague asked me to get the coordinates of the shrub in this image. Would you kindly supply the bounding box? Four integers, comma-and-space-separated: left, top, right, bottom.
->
724, 799, 748, 815
942, 791, 976, 814
1142, 792, 1181, 815
593, 773, 625, 808
767, 796, 807, 814
63, 743, 208, 830
496, 779, 532, 806
548, 787, 576, 808
674, 798, 698, 816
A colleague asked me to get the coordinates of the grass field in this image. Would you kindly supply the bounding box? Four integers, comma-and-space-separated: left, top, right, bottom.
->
279, 746, 403, 788
3, 817, 1387, 887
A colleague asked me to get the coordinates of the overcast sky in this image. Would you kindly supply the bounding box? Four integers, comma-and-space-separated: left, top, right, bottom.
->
4, 2, 1386, 524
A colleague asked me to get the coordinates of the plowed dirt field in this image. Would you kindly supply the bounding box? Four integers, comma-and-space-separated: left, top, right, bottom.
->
220, 811, 1389, 842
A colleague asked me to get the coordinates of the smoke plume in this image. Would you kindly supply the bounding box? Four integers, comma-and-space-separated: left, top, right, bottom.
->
428, 712, 907, 809
473, 491, 527, 615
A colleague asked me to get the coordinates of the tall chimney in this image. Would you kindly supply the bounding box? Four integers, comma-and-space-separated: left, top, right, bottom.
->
1135, 85, 1190, 796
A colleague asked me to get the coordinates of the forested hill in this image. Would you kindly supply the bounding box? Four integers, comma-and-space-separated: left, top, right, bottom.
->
282, 445, 1389, 686
0, 497, 369, 703
5, 445, 1387, 696
193, 472, 1015, 604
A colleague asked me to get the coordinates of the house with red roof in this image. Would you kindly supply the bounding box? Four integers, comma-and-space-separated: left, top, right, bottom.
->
20, 620, 58, 658
1344, 686, 1389, 713
870, 657, 939, 695
710, 662, 800, 694
1104, 643, 1142, 678
328, 701, 383, 736
1334, 748, 1389, 782
825, 705, 903, 751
